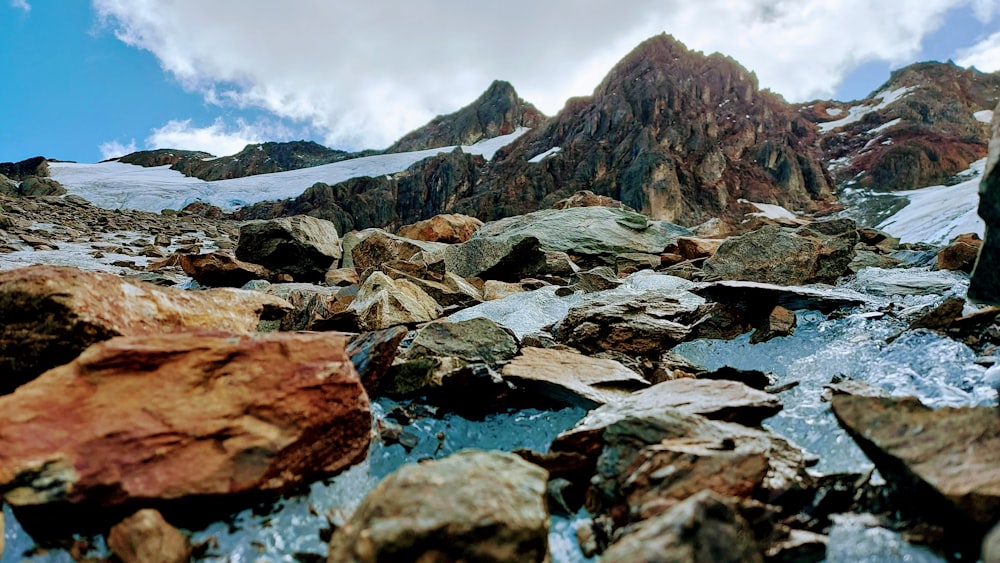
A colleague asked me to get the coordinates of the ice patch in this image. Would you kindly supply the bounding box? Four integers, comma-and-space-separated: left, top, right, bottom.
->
818, 87, 914, 133
49, 128, 530, 213
866, 117, 901, 135
826, 107, 844, 116
738, 199, 799, 221
528, 146, 561, 163
974, 109, 994, 124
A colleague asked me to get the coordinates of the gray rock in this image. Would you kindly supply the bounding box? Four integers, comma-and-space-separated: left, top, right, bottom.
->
349, 229, 447, 276
263, 283, 343, 331
327, 450, 550, 562
601, 491, 764, 563
17, 176, 66, 197
346, 271, 442, 331
971, 101, 1000, 305
502, 347, 649, 409
985, 521, 1000, 563
703, 219, 859, 285
236, 215, 342, 282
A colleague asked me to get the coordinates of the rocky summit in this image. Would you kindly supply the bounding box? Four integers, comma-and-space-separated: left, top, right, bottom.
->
2, 32, 1000, 563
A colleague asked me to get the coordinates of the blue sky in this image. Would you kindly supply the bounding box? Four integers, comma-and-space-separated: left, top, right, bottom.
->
2, 1, 999, 164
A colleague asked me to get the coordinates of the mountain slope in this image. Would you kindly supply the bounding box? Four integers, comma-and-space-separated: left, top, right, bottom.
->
455, 34, 834, 226
386, 80, 545, 153
802, 61, 1000, 191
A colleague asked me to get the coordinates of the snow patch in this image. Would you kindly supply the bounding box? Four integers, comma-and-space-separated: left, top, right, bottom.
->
738, 199, 799, 221
50, 129, 530, 213
818, 87, 914, 133
876, 158, 986, 244
528, 146, 561, 163
866, 117, 902, 135
974, 109, 994, 124
825, 107, 844, 116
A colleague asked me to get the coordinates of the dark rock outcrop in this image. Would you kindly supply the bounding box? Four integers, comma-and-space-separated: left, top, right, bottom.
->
970, 102, 1000, 305
173, 141, 361, 181
0, 156, 49, 180
117, 149, 213, 168
387, 80, 545, 152
235, 215, 342, 282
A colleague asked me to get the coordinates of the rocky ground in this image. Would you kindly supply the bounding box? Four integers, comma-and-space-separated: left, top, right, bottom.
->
0, 180, 999, 562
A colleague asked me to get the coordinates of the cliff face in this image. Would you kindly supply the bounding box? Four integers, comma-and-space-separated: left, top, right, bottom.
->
457, 34, 834, 226
802, 62, 1000, 191
386, 80, 546, 153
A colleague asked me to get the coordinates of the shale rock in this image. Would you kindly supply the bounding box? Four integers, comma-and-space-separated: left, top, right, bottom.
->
177, 251, 273, 287
703, 219, 859, 285
350, 229, 447, 276
346, 327, 408, 393
236, 215, 342, 281
0, 331, 371, 536
384, 317, 517, 396
832, 395, 1000, 535
0, 265, 292, 394
936, 233, 982, 273
107, 509, 191, 563
396, 213, 483, 243
262, 283, 345, 331
601, 490, 763, 563
346, 271, 442, 331
443, 234, 548, 280
502, 347, 650, 409
327, 450, 550, 563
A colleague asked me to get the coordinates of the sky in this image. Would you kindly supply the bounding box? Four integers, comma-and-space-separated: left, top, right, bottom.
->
2, 1, 1000, 164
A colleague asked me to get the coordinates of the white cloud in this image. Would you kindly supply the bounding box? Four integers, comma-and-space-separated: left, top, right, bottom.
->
957, 30, 1000, 72
10, 0, 30, 12
144, 117, 294, 156
93, 0, 999, 150
98, 138, 136, 160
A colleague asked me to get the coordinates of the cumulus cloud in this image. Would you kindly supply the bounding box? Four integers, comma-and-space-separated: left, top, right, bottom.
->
145, 118, 293, 156
98, 138, 136, 160
10, 0, 30, 12
94, 0, 999, 150
957, 30, 1000, 71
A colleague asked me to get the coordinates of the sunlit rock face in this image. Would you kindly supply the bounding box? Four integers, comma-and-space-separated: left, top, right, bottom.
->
970, 101, 1000, 305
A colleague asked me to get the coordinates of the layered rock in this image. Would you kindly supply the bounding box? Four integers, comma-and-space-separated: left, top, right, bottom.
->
0, 331, 371, 536
344, 271, 442, 330
327, 450, 550, 562
0, 265, 291, 394
396, 213, 483, 243
501, 347, 649, 408
177, 251, 274, 287
387, 80, 545, 152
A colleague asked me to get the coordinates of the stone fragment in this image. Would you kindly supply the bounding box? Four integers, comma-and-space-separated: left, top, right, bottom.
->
482, 279, 525, 301
703, 219, 859, 285
0, 265, 291, 394
346, 327, 408, 393
345, 271, 442, 331
327, 450, 550, 563
601, 491, 763, 563
325, 267, 359, 287
551, 190, 633, 211
669, 236, 724, 260
502, 347, 649, 409
0, 331, 371, 536
262, 283, 344, 331
350, 229, 447, 276
107, 509, 191, 563
177, 251, 273, 287
236, 215, 342, 281
937, 233, 982, 273
832, 395, 1000, 535
396, 213, 483, 243
750, 305, 797, 343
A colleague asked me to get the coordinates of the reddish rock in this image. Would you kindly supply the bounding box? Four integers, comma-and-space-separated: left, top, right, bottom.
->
396, 213, 484, 244
937, 233, 982, 273
551, 190, 633, 211
750, 305, 797, 343
670, 237, 724, 260
107, 509, 191, 563
502, 347, 650, 409
0, 331, 371, 536
177, 251, 274, 287
0, 265, 292, 394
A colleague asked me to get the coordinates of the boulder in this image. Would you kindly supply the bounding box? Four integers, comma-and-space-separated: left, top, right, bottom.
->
668, 237, 725, 260
0, 265, 292, 394
552, 291, 713, 355
551, 190, 634, 211
971, 102, 1000, 305
396, 213, 483, 243
16, 176, 66, 197
107, 509, 191, 563
345, 271, 442, 330
177, 251, 273, 287
601, 491, 763, 563
327, 450, 550, 563
346, 327, 408, 393
502, 347, 650, 409
750, 305, 797, 343
383, 317, 518, 397
325, 267, 360, 287
350, 229, 447, 276
482, 279, 526, 301
236, 215, 342, 281
400, 271, 481, 308
0, 331, 371, 536
703, 219, 859, 285
443, 234, 549, 281
469, 206, 691, 264
832, 395, 1000, 538
937, 233, 982, 273
694, 280, 869, 314
262, 283, 345, 331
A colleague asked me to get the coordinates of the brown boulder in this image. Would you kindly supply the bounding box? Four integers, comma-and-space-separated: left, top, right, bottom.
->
396, 213, 483, 243
0, 331, 371, 536
937, 233, 982, 273
502, 347, 650, 409
832, 395, 1000, 545
107, 509, 191, 563
0, 265, 292, 394
177, 251, 274, 287
551, 190, 633, 211
350, 229, 447, 277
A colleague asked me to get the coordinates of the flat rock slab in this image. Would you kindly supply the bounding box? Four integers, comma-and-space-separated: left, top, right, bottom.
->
832, 395, 1000, 530
600, 378, 783, 427
327, 450, 550, 562
502, 347, 650, 409
0, 331, 371, 536
694, 280, 869, 314
0, 265, 292, 394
